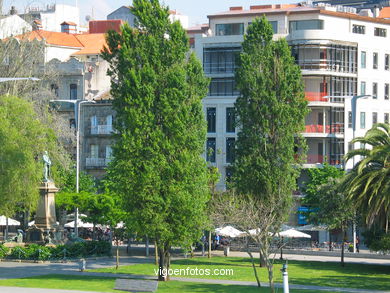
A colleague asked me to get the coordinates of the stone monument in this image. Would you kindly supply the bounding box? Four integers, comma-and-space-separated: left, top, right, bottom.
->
26, 152, 60, 243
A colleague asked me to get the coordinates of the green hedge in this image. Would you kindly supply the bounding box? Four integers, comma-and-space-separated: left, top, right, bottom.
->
0, 241, 111, 260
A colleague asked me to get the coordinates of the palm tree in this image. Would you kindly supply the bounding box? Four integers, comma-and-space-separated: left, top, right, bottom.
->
343, 123, 390, 232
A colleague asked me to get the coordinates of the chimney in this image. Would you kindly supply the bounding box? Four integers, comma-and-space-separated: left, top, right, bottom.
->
230, 6, 243, 11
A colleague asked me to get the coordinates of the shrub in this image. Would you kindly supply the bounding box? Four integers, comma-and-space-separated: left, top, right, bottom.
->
10, 246, 27, 259
0, 244, 9, 258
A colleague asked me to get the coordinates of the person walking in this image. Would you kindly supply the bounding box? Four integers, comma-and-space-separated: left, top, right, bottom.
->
356, 236, 360, 253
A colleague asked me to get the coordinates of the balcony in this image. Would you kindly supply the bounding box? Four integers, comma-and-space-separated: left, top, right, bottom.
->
91, 125, 113, 135
305, 91, 328, 102
86, 158, 111, 168
304, 124, 344, 134
305, 154, 343, 166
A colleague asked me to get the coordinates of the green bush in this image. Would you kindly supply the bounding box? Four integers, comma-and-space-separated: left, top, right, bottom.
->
0, 244, 9, 258
10, 246, 27, 259
363, 229, 390, 254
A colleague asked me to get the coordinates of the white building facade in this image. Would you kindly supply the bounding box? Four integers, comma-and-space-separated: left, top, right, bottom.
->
193, 4, 390, 190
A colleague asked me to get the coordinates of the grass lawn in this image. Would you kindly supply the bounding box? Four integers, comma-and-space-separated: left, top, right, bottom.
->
0, 274, 323, 293
90, 256, 390, 291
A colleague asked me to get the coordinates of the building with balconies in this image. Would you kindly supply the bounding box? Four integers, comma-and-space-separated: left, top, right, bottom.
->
192, 3, 390, 193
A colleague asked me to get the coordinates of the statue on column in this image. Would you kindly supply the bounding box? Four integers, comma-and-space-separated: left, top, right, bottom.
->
43, 151, 52, 182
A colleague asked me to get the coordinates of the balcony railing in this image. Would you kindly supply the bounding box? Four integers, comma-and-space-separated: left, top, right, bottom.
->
91, 125, 113, 135
204, 62, 236, 74
86, 158, 111, 168
304, 124, 344, 134
296, 59, 357, 73
306, 154, 343, 165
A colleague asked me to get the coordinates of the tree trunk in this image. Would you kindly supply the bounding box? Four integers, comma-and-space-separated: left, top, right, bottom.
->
259, 246, 266, 267
154, 241, 158, 265
208, 231, 212, 258
267, 262, 275, 293
247, 249, 261, 287
341, 228, 345, 267
116, 242, 119, 270
158, 244, 171, 281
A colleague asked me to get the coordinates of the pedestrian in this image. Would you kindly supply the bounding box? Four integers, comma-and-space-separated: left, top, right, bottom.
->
356, 236, 360, 253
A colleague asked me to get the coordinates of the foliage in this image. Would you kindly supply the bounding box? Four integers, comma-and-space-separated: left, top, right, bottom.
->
0, 244, 9, 258
342, 123, 390, 231
231, 16, 307, 291
362, 229, 390, 254
5, 241, 111, 260
102, 0, 210, 280
302, 163, 345, 206
0, 95, 66, 216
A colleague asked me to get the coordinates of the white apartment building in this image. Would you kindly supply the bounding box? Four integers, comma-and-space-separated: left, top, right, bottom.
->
192, 4, 390, 191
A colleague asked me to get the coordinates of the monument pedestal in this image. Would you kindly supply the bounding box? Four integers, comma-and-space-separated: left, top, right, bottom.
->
26, 181, 60, 243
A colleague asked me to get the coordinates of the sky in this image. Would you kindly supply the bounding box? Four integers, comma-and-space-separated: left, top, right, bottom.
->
3, 0, 296, 26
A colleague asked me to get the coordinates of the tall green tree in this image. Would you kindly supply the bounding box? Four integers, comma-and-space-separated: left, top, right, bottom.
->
232, 17, 308, 292
0, 95, 65, 217
102, 0, 210, 281
343, 123, 390, 232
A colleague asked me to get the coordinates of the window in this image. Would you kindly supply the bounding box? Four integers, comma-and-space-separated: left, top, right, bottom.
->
203, 47, 240, 74
209, 78, 239, 96
289, 20, 324, 32
373, 52, 378, 69
226, 107, 235, 133
216, 23, 244, 36
385, 113, 389, 124
374, 27, 387, 37
90, 145, 99, 158
270, 21, 278, 33
360, 81, 366, 95
352, 24, 365, 34
386, 84, 390, 100
69, 118, 76, 129
373, 82, 378, 99
207, 107, 216, 133
50, 84, 59, 97
225, 167, 233, 184
373, 112, 378, 124
206, 138, 216, 163
360, 112, 366, 129
226, 138, 235, 163
348, 111, 353, 128
348, 142, 353, 152
105, 146, 112, 159
90, 115, 98, 134
385, 54, 389, 70
70, 83, 77, 100
361, 51, 366, 68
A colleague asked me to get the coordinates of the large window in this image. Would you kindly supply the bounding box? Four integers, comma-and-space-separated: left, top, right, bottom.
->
373, 82, 378, 99
207, 107, 216, 133
374, 27, 387, 37
360, 81, 366, 95
385, 83, 389, 100
361, 51, 366, 68
289, 20, 324, 32
373, 112, 378, 124
216, 23, 244, 36
373, 52, 378, 69
209, 78, 239, 96
226, 138, 235, 163
348, 111, 352, 128
203, 47, 240, 74
385, 54, 389, 70
270, 21, 278, 33
206, 138, 216, 163
360, 112, 366, 129
90, 144, 99, 158
70, 83, 77, 100
352, 24, 365, 34
50, 84, 59, 97
226, 107, 235, 133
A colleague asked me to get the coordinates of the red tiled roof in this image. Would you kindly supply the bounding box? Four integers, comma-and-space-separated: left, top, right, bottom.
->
73, 33, 107, 55
61, 21, 77, 26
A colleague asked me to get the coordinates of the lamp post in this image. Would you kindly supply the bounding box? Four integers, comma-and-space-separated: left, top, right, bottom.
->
350, 94, 370, 253
51, 99, 95, 237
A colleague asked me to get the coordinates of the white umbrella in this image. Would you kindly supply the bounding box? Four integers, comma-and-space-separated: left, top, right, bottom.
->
0, 216, 20, 226
28, 220, 59, 226
215, 226, 243, 238
277, 229, 311, 239
296, 224, 327, 231
65, 219, 93, 228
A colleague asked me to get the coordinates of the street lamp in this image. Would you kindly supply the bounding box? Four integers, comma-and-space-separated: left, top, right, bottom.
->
350, 94, 370, 253
51, 99, 96, 237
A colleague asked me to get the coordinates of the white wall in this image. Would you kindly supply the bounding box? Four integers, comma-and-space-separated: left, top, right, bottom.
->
0, 15, 32, 39
40, 4, 80, 33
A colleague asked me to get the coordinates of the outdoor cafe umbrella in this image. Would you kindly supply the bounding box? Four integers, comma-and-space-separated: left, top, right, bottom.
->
295, 224, 328, 231
215, 226, 243, 238
276, 229, 311, 260
65, 219, 93, 229
0, 216, 20, 226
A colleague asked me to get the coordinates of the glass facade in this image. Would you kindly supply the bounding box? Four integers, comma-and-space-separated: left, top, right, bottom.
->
289, 20, 324, 32
209, 78, 239, 96
226, 107, 235, 133
206, 138, 216, 162
216, 23, 244, 36
226, 138, 235, 163
207, 107, 216, 133
203, 47, 240, 74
